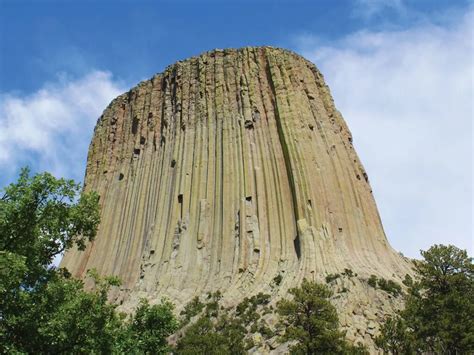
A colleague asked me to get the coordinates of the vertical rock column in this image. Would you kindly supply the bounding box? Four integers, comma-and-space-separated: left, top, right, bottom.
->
61, 47, 412, 307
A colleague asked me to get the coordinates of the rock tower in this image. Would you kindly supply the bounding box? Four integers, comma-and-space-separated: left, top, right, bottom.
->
61, 46, 412, 346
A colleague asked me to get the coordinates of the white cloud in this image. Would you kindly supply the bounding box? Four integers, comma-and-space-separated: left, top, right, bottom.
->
296, 10, 473, 257
0, 71, 125, 184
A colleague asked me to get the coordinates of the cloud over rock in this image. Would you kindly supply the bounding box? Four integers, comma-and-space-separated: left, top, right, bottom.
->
0, 71, 125, 184
296, 10, 473, 257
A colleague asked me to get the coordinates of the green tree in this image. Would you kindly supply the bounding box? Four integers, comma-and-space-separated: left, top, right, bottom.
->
117, 298, 178, 354
22, 270, 121, 353
175, 295, 247, 355
0, 168, 100, 285
0, 168, 178, 354
374, 316, 416, 355
376, 244, 474, 354
276, 279, 367, 354
0, 168, 102, 352
176, 316, 232, 355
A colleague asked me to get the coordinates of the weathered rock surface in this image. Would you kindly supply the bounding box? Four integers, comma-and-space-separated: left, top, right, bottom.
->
61, 46, 412, 349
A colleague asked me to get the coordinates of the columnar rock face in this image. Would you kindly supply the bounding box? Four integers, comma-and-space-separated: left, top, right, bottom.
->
61, 46, 412, 345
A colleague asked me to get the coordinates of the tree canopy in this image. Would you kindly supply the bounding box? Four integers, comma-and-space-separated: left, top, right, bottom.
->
376, 244, 474, 354
0, 168, 177, 354
276, 279, 367, 354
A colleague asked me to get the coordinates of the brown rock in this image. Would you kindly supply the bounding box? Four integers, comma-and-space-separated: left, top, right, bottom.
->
61, 46, 413, 350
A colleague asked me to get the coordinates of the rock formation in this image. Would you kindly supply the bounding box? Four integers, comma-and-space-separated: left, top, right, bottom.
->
61, 46, 412, 348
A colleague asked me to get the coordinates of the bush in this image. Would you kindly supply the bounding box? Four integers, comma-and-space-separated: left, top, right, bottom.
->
273, 274, 283, 286
117, 298, 178, 354
175, 316, 233, 354
176, 290, 273, 353
367, 274, 378, 288
176, 311, 246, 354
325, 273, 340, 283
402, 273, 413, 287
366, 275, 401, 297
277, 279, 368, 354
204, 291, 222, 317
180, 296, 205, 325
378, 278, 402, 297
342, 268, 354, 277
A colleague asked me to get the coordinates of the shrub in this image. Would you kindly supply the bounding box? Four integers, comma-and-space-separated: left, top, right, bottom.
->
180, 296, 205, 325
402, 274, 413, 287
273, 274, 283, 286
343, 268, 354, 277
368, 274, 378, 288
366, 275, 401, 296
378, 278, 402, 297
325, 273, 340, 283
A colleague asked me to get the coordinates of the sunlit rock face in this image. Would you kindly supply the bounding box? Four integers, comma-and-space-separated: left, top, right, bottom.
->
61, 46, 412, 347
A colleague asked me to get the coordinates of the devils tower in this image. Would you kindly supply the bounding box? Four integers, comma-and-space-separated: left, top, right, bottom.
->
61, 46, 412, 347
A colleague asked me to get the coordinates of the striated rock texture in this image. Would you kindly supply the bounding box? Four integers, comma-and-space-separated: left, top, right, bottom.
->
61, 46, 412, 347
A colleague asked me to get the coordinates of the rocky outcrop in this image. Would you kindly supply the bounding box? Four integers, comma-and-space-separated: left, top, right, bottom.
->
61, 46, 412, 348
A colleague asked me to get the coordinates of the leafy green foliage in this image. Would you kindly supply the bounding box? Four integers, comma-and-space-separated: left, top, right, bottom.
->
204, 290, 222, 317
1, 268, 122, 354
0, 251, 27, 309
176, 315, 241, 355
326, 269, 356, 284
367, 274, 378, 288
273, 273, 283, 286
376, 245, 474, 354
325, 273, 340, 283
179, 296, 205, 325
342, 268, 355, 277
0, 169, 178, 354
276, 279, 367, 354
175, 308, 247, 354
116, 298, 178, 354
176, 291, 273, 354
378, 279, 402, 297
0, 167, 100, 285
0, 168, 103, 352
235, 292, 270, 325
402, 273, 413, 287
366, 275, 402, 296
375, 316, 416, 354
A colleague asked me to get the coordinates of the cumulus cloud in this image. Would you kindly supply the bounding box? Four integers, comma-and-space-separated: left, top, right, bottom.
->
0, 71, 125, 185
295, 10, 473, 257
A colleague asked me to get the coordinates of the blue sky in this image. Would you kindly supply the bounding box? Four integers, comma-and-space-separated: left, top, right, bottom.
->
0, 0, 472, 258
1, 0, 466, 93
